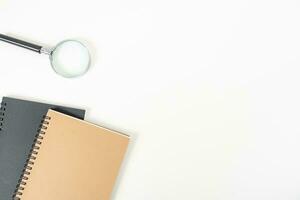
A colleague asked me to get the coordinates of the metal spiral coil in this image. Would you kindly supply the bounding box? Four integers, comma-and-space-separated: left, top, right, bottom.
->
13, 115, 51, 200
0, 101, 7, 132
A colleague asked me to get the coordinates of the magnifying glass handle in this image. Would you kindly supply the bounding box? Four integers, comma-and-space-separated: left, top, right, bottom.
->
0, 34, 43, 54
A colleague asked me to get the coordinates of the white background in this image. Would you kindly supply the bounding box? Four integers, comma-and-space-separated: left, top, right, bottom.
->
1, 0, 300, 199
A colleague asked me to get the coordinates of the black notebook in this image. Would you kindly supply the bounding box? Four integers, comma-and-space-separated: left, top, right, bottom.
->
0, 97, 85, 200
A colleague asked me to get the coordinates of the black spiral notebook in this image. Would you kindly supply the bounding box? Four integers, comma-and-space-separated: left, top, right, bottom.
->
0, 97, 85, 200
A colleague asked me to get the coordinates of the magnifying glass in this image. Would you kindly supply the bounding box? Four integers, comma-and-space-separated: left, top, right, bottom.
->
0, 34, 91, 78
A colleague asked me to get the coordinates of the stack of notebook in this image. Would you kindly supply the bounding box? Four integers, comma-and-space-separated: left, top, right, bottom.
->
0, 97, 130, 200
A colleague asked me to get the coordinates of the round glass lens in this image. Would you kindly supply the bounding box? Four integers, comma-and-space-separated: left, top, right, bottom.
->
50, 40, 90, 78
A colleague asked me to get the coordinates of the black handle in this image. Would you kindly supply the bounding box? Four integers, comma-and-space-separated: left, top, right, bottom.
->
0, 34, 42, 54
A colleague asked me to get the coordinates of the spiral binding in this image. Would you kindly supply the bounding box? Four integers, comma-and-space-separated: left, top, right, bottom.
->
13, 115, 51, 200
0, 101, 7, 132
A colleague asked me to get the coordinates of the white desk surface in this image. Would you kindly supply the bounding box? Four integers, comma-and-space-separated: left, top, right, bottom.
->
1, 0, 300, 199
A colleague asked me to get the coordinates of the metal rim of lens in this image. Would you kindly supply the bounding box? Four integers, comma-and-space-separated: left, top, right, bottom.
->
49, 40, 91, 78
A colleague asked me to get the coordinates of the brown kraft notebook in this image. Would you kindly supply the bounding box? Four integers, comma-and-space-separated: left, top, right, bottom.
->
14, 109, 130, 200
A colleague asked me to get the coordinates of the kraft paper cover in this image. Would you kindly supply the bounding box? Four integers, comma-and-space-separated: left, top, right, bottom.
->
18, 109, 129, 200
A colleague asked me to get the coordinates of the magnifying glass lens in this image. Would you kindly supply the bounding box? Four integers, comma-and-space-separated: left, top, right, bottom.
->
50, 40, 90, 78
